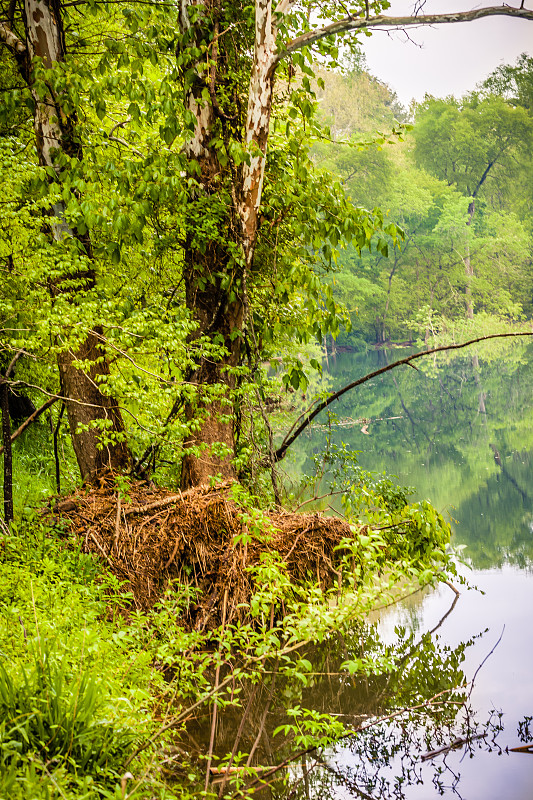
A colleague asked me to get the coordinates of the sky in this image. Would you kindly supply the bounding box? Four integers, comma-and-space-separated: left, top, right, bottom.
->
359, 0, 533, 108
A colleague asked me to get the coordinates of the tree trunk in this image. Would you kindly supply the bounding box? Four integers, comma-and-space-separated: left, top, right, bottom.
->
178, 0, 244, 487
21, 0, 130, 482
323, 337, 329, 370
0, 380, 14, 524
471, 353, 487, 415
465, 201, 475, 321
178, 0, 280, 487
182, 0, 279, 489
465, 160, 496, 321
180, 241, 244, 488
238, 0, 277, 272
57, 331, 130, 482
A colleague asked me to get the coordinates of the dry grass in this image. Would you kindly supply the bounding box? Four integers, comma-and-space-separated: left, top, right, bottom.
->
52, 478, 359, 628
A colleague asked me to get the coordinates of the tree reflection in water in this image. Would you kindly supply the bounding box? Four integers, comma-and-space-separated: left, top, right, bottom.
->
267, 346, 533, 798
298, 709, 504, 800
179, 586, 508, 799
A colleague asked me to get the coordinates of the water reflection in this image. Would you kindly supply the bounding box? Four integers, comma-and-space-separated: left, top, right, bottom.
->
182, 599, 499, 798
305, 711, 504, 800
181, 574, 533, 798
276, 343, 533, 797
287, 341, 533, 568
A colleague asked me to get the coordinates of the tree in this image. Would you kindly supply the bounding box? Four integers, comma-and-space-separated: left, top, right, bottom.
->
482, 53, 533, 233
414, 94, 533, 318
0, 0, 130, 483
1, 1, 532, 489
172, 1, 533, 486
483, 52, 533, 112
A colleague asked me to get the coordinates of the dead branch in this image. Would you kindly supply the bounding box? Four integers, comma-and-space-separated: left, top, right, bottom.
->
468, 626, 505, 698
275, 332, 533, 462
0, 397, 58, 457
421, 733, 487, 761
123, 481, 233, 515
275, 7, 533, 65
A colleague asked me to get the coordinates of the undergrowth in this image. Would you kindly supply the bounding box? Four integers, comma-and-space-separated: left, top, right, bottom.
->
0, 460, 464, 799
0, 518, 176, 799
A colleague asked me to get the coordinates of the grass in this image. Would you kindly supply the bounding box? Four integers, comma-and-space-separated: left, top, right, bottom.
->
0, 515, 200, 799
0, 422, 78, 515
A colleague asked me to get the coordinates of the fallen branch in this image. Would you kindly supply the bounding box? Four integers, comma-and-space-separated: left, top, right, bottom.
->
275, 332, 533, 462
509, 743, 533, 753
421, 732, 487, 761
88, 531, 115, 568
0, 397, 59, 456
123, 481, 233, 516
211, 764, 289, 775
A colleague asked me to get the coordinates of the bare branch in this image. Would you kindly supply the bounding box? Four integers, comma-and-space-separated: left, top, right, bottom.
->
0, 397, 58, 456
108, 115, 132, 136
107, 134, 144, 157
274, 6, 533, 65
274, 331, 533, 462
4, 349, 25, 379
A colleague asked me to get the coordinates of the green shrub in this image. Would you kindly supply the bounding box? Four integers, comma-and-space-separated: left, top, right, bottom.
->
0, 639, 135, 776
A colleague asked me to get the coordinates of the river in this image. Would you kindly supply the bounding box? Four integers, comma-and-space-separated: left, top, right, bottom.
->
284, 341, 533, 799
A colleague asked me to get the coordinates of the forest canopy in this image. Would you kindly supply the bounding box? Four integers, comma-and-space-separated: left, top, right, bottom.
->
0, 1, 532, 496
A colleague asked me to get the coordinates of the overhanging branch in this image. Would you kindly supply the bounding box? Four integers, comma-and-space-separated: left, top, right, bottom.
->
274, 6, 533, 65
274, 331, 533, 462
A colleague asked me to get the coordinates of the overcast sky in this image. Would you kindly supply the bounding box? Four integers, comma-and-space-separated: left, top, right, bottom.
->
359, 0, 533, 108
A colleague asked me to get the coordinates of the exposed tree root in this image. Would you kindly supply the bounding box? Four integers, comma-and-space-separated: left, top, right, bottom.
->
52, 478, 359, 628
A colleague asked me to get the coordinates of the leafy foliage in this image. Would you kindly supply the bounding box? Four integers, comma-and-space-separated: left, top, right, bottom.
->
0, 641, 134, 774
0, 7, 531, 798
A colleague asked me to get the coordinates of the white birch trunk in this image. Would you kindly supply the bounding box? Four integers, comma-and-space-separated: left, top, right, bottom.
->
25, 0, 74, 240
239, 0, 297, 267
240, 0, 277, 268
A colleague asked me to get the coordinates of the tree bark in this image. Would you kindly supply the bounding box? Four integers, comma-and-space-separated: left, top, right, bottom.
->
57, 330, 130, 481
239, 0, 279, 272
19, 0, 130, 482
0, 380, 14, 524
180, 242, 244, 487
178, 0, 244, 487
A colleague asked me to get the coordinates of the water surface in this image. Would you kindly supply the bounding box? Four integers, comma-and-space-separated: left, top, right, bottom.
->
286, 342, 533, 798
